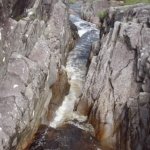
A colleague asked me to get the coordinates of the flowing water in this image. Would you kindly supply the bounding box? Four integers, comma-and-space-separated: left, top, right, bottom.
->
28, 3, 100, 149
49, 14, 99, 128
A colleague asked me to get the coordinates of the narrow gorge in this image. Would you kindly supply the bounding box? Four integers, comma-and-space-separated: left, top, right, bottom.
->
0, 0, 150, 150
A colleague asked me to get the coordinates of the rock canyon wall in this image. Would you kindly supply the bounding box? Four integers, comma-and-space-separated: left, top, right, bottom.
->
0, 0, 74, 149
77, 3, 150, 150
0, 0, 150, 150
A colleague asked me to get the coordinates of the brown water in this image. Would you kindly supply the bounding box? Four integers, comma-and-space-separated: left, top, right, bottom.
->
27, 124, 101, 150
49, 12, 99, 129
25, 3, 101, 150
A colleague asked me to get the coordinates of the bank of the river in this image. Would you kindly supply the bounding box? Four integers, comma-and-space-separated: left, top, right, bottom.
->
26, 2, 101, 150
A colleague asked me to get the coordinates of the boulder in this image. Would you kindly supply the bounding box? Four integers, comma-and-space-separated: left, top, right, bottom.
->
28, 124, 102, 150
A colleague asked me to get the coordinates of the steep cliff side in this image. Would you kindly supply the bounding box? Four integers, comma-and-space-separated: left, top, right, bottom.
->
0, 0, 74, 149
77, 4, 150, 150
1, 1, 150, 150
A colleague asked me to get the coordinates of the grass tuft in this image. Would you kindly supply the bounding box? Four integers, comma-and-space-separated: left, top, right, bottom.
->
125, 0, 150, 5
97, 10, 108, 21
68, 0, 76, 4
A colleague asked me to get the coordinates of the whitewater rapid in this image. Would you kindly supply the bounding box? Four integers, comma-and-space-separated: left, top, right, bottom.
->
50, 14, 99, 128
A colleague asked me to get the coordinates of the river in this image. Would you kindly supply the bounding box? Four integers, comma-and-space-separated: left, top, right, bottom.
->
27, 2, 100, 150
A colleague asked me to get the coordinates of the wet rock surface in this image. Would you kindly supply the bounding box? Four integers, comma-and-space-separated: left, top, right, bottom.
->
1, 0, 150, 150
49, 4, 99, 129
27, 124, 101, 150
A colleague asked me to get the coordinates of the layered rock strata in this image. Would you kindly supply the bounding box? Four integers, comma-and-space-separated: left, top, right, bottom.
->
77, 4, 150, 150
0, 0, 74, 149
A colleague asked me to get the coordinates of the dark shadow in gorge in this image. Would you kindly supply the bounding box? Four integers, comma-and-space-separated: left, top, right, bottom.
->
26, 124, 101, 150
11, 0, 35, 20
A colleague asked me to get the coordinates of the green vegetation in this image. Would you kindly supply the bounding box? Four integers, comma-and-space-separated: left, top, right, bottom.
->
125, 0, 150, 4
97, 10, 108, 21
68, 0, 76, 4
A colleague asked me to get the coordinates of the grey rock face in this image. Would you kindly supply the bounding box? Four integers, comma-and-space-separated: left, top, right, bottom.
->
109, 4, 150, 23
80, 0, 123, 26
77, 4, 150, 150
0, 0, 73, 149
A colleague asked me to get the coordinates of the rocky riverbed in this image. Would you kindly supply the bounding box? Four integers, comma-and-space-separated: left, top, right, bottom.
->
0, 0, 150, 150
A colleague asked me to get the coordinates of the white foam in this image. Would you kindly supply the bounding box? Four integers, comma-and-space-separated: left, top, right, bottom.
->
50, 14, 99, 128
11, 26, 14, 30
13, 84, 19, 88
50, 91, 77, 128
50, 71, 84, 128
3, 57, 5, 62
78, 29, 89, 37
0, 33, 1, 41
70, 15, 99, 37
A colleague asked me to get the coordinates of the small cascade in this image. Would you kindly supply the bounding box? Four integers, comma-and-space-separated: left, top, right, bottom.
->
27, 3, 101, 150
50, 14, 99, 128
